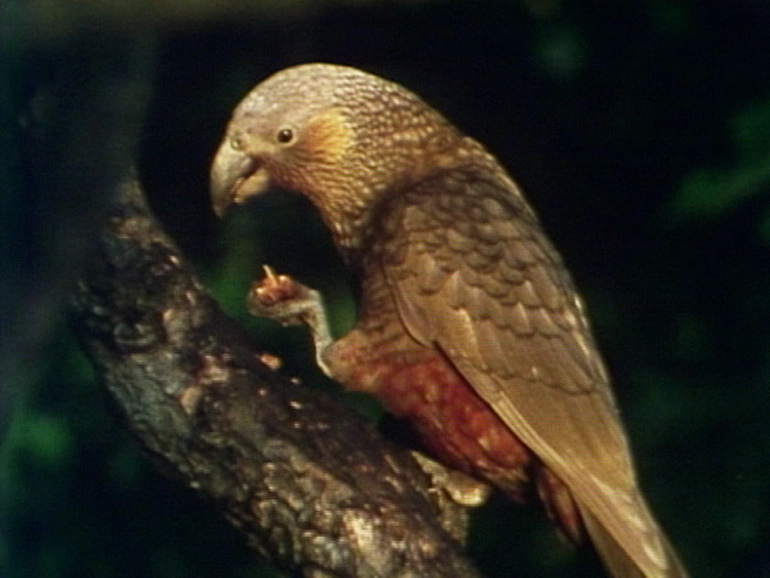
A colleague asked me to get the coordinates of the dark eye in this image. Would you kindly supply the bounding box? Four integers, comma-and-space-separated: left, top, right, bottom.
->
276, 128, 294, 144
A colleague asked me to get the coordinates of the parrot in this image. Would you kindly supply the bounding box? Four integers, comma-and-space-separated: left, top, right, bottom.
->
210, 63, 687, 578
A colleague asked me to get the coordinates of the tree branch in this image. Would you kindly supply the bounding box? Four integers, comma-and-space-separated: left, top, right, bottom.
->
68, 178, 483, 578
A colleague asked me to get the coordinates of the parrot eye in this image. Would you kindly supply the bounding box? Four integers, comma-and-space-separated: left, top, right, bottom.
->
276, 128, 295, 144
230, 136, 245, 150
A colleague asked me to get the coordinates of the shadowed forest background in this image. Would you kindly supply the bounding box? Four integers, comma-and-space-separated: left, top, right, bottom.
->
2, 1, 770, 577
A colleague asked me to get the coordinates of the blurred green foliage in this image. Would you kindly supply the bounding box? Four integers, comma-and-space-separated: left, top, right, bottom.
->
670, 98, 770, 224
3, 2, 770, 577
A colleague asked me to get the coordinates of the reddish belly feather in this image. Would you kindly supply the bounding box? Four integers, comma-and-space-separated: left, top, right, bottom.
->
327, 328, 582, 538
352, 347, 534, 500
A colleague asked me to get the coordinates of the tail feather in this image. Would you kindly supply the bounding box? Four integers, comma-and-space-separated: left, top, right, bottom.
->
579, 502, 688, 578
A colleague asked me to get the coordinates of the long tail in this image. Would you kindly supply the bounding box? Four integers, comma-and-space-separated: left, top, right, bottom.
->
578, 502, 689, 578
535, 465, 687, 577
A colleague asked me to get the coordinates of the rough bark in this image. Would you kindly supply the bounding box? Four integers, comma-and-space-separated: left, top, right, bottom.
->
68, 178, 483, 578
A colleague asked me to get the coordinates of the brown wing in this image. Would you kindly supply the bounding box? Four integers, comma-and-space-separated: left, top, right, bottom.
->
377, 166, 671, 575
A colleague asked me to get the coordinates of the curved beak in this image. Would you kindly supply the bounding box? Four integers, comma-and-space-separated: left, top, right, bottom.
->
210, 138, 270, 218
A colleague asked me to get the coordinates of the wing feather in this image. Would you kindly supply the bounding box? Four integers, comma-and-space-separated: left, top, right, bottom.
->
378, 168, 671, 575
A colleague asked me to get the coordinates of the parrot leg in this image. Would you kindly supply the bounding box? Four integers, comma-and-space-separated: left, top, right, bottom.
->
409, 451, 492, 509
408, 450, 492, 545
247, 265, 334, 376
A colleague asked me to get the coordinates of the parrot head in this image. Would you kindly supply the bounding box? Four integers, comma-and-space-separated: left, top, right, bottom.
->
210, 63, 462, 248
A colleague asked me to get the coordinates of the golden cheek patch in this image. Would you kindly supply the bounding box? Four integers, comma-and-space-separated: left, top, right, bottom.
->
302, 108, 354, 166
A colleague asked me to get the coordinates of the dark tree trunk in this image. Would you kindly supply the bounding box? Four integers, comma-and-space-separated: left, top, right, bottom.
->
68, 177, 482, 578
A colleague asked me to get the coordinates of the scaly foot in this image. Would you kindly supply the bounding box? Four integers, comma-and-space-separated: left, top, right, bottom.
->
247, 266, 334, 374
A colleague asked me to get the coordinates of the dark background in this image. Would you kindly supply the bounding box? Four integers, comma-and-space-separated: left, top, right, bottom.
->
3, 2, 770, 577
